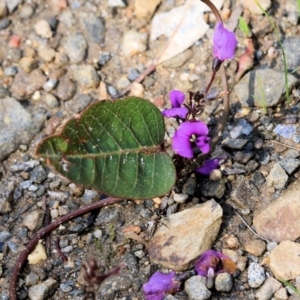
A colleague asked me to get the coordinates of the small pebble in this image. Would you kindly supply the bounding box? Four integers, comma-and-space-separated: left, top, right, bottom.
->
19, 4, 34, 19
0, 18, 11, 30
215, 273, 233, 292
93, 229, 102, 239
248, 262, 266, 288
60, 283, 73, 293
122, 30, 147, 57
244, 240, 266, 256
185, 276, 211, 300
61, 245, 73, 253
44, 93, 59, 108
43, 79, 58, 92
34, 20, 53, 39
173, 193, 189, 203
25, 272, 39, 287
225, 236, 240, 250
4, 67, 17, 77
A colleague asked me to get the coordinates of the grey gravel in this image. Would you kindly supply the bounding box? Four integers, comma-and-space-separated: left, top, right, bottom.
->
279, 158, 300, 175
182, 177, 197, 195
0, 98, 46, 160
201, 179, 225, 199
25, 272, 39, 287
215, 273, 233, 292
0, 231, 12, 242
79, 11, 105, 44
222, 138, 248, 149
60, 33, 87, 63
28, 278, 58, 300
266, 163, 289, 189
248, 262, 266, 288
185, 276, 211, 300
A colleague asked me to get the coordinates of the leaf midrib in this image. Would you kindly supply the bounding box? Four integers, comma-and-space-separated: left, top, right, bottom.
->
43, 145, 162, 159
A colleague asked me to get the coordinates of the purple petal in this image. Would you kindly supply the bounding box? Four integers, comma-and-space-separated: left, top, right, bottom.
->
143, 271, 180, 300
172, 121, 210, 158
194, 250, 237, 277
172, 129, 194, 158
213, 22, 237, 61
169, 90, 185, 108
195, 158, 220, 175
178, 121, 209, 137
194, 250, 220, 276
162, 107, 188, 119
195, 136, 211, 154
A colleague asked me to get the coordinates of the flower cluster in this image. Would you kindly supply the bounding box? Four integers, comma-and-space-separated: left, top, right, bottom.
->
161, 20, 237, 173
162, 90, 211, 160
143, 271, 180, 300
143, 250, 237, 299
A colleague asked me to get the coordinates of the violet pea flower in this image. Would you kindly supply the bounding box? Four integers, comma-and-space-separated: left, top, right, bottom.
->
172, 121, 210, 158
213, 22, 237, 61
195, 158, 220, 176
195, 250, 237, 288
143, 271, 181, 300
162, 90, 188, 119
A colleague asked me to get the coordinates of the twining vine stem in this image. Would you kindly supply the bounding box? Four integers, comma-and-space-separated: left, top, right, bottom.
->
9, 197, 123, 300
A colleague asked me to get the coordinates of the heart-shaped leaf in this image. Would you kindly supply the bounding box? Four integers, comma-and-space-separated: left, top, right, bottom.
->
36, 97, 176, 199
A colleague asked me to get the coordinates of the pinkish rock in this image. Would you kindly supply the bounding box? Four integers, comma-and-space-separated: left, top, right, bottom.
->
148, 200, 222, 271
253, 178, 300, 242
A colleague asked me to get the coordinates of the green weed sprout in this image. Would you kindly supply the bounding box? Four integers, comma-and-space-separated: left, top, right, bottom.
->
253, 76, 267, 114
238, 16, 251, 38
283, 281, 300, 297
255, 0, 290, 103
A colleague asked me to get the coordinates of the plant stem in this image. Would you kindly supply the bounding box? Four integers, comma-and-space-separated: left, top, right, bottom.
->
205, 71, 216, 94
9, 196, 123, 300
180, 62, 230, 176
201, 0, 222, 22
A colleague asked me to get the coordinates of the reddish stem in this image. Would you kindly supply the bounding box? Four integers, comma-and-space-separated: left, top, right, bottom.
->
55, 238, 68, 261
9, 197, 123, 300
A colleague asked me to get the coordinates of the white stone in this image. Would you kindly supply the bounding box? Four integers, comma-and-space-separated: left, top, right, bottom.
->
122, 30, 147, 57
185, 276, 211, 300
28, 241, 47, 264
248, 262, 265, 288
34, 20, 53, 39
108, 0, 126, 7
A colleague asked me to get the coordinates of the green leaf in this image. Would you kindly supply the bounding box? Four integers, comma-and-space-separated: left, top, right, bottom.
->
36, 97, 176, 199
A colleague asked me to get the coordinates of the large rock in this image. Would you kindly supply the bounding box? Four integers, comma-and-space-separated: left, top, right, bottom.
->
268, 241, 300, 280
232, 68, 297, 107
253, 177, 300, 242
0, 97, 45, 160
148, 200, 222, 271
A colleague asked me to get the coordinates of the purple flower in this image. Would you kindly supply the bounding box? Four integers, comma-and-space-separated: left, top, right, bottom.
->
172, 121, 210, 158
162, 90, 188, 119
195, 158, 220, 175
213, 22, 237, 61
195, 250, 237, 288
143, 271, 181, 300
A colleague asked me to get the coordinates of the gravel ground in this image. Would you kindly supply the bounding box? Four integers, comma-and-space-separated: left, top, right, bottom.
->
1, 0, 300, 299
